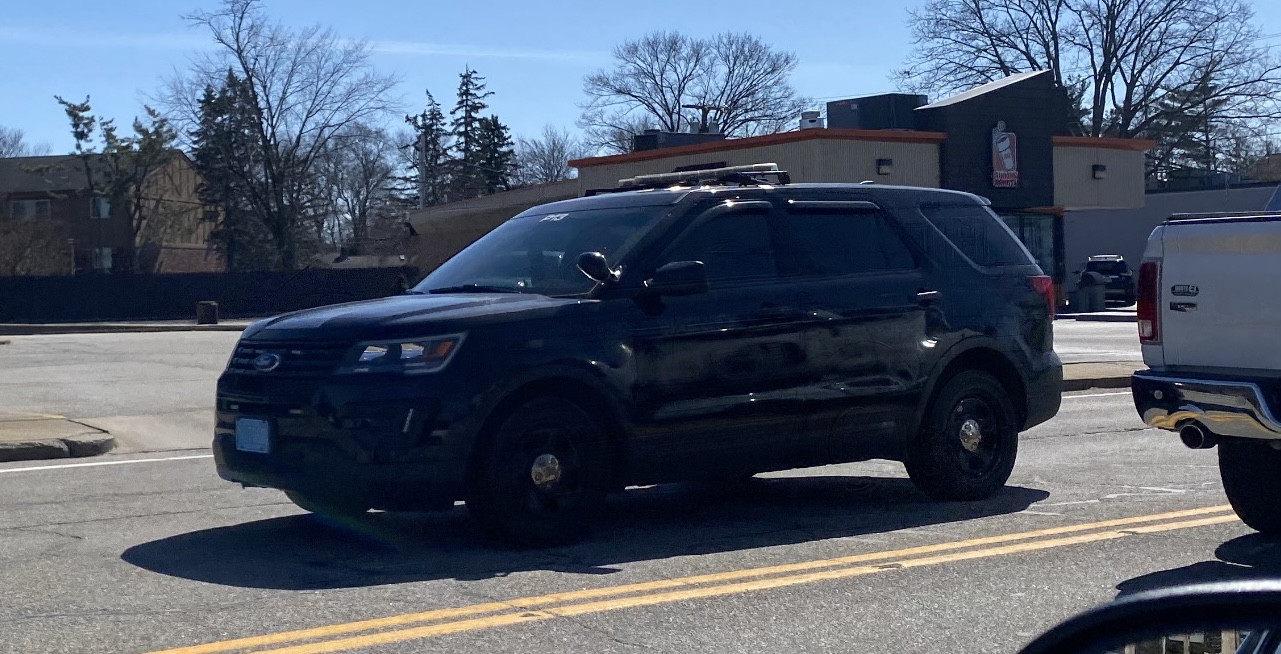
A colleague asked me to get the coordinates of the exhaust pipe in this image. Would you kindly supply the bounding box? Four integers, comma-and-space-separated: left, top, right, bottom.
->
1179, 422, 1217, 449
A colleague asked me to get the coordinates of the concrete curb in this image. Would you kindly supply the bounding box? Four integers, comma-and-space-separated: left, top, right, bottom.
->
1062, 375, 1133, 392
0, 433, 116, 463
0, 323, 250, 336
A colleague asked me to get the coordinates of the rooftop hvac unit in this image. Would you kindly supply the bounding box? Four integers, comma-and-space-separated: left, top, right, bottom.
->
799, 111, 824, 130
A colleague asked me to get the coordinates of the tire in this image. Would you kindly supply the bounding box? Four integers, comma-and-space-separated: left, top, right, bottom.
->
906, 370, 1019, 501
466, 396, 612, 546
1219, 439, 1281, 535
284, 491, 367, 518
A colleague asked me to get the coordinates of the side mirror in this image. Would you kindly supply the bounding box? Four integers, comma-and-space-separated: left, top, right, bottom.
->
645, 261, 708, 297
576, 251, 618, 284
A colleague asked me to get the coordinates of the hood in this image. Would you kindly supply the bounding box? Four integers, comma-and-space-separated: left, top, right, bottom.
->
247, 293, 581, 341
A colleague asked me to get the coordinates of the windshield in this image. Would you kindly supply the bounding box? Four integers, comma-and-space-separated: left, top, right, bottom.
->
413, 206, 667, 296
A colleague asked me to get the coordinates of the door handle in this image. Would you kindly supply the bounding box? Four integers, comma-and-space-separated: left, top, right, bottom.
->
915, 289, 942, 304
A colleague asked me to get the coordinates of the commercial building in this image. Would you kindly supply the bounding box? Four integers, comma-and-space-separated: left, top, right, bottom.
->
408, 71, 1155, 303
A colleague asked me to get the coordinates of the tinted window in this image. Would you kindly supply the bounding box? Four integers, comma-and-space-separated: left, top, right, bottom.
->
661, 214, 777, 284
918, 203, 1035, 267
777, 210, 916, 276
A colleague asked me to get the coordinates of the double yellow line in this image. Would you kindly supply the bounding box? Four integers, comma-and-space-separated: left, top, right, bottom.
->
151, 505, 1238, 654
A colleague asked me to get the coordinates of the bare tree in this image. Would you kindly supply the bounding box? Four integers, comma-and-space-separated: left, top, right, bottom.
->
0, 126, 51, 157
897, 0, 1281, 177
316, 123, 401, 253
580, 31, 808, 153
0, 220, 71, 276
513, 125, 591, 186
164, 0, 399, 269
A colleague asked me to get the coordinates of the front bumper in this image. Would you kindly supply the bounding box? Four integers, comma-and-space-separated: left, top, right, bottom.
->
213, 372, 476, 510
1131, 370, 1281, 441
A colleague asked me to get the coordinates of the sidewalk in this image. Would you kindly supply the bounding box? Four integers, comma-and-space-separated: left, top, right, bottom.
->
0, 413, 115, 463
0, 320, 255, 335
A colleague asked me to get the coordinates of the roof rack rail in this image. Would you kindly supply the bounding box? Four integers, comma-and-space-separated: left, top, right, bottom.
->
591, 163, 791, 195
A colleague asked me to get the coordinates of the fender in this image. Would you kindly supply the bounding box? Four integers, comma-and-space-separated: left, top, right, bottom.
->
907, 335, 1028, 437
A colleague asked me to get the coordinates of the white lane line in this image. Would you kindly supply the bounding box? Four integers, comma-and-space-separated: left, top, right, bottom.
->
0, 453, 212, 474
1063, 391, 1130, 399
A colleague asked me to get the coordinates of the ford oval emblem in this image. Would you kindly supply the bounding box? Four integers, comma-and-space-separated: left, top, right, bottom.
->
252, 353, 283, 372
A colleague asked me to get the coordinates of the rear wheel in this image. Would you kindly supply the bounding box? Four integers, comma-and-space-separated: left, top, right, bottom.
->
906, 370, 1019, 501
284, 491, 367, 519
466, 396, 611, 546
1219, 439, 1281, 535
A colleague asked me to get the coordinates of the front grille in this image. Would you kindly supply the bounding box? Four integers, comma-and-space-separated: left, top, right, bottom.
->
227, 341, 350, 377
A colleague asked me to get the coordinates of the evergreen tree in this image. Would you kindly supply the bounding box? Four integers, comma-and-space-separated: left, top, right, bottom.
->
190, 71, 278, 271
475, 115, 515, 194
448, 67, 493, 199
404, 90, 451, 207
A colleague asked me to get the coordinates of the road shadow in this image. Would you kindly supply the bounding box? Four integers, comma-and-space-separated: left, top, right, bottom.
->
1116, 533, 1281, 598
122, 474, 1047, 590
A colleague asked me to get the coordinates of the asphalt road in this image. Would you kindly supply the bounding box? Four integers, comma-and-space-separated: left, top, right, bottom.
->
1052, 320, 1142, 364
0, 390, 1267, 654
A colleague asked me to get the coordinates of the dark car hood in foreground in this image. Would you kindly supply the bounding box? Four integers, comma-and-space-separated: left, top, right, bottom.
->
246, 293, 582, 341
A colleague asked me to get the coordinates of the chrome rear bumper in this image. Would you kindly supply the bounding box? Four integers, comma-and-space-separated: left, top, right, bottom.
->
1131, 371, 1281, 441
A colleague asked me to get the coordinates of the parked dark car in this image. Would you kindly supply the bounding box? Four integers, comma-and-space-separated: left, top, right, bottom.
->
213, 164, 1063, 545
1076, 254, 1136, 305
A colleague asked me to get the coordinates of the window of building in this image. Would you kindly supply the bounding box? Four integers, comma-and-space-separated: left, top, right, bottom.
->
660, 213, 778, 285
9, 199, 50, 220
777, 210, 917, 277
90, 196, 111, 219
91, 247, 114, 272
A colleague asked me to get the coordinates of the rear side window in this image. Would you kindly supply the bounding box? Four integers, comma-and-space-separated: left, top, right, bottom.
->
918, 202, 1034, 267
777, 210, 916, 276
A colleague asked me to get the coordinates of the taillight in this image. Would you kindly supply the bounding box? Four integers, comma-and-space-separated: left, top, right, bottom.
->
1137, 260, 1160, 343
1029, 275, 1055, 318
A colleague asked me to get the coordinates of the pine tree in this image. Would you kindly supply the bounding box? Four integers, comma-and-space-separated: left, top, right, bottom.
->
405, 90, 451, 207
190, 71, 278, 271
449, 67, 494, 199
476, 115, 515, 194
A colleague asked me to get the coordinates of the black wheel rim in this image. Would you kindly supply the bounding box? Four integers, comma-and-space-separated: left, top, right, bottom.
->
514, 426, 584, 516
946, 394, 1009, 479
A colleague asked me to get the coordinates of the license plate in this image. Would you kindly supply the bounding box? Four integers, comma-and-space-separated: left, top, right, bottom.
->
235, 418, 272, 453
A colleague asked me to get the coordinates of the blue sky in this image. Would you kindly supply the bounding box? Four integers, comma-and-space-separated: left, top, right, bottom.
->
2, 0, 1279, 153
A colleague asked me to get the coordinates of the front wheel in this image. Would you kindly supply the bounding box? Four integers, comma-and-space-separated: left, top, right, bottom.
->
1219, 439, 1281, 536
906, 370, 1019, 501
466, 397, 612, 546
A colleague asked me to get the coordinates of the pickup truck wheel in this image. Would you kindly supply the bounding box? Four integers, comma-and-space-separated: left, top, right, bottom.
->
1219, 439, 1281, 535
284, 491, 367, 519
906, 371, 1019, 501
466, 397, 610, 547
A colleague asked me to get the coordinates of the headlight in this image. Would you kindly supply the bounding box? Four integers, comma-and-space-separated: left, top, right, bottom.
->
339, 333, 466, 375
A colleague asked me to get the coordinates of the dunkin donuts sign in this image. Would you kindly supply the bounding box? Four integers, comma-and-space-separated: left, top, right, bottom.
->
991, 121, 1019, 188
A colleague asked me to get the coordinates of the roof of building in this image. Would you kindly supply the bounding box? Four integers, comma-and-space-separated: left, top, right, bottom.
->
915, 70, 1053, 110
568, 128, 949, 169
0, 154, 106, 194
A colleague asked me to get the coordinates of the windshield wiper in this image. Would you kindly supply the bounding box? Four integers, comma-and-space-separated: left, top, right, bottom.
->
426, 284, 524, 294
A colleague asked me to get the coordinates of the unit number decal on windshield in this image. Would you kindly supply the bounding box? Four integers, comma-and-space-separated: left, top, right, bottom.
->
539, 213, 569, 222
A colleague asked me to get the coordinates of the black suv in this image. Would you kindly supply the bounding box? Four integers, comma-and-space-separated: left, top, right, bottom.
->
214, 165, 1062, 544
1076, 255, 1136, 305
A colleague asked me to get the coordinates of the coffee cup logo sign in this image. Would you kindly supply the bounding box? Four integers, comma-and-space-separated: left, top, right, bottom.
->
991, 121, 1019, 188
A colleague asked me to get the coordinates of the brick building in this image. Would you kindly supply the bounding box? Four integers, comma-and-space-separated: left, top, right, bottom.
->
0, 151, 223, 275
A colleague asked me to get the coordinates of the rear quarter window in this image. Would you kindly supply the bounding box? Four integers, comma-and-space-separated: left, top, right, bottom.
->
917, 202, 1035, 267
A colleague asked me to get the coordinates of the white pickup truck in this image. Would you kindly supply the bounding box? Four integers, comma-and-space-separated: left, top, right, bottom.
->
1131, 211, 1281, 535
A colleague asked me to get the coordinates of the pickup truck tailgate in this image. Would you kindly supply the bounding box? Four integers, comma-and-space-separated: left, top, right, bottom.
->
1160, 219, 1281, 370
